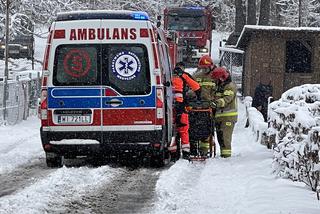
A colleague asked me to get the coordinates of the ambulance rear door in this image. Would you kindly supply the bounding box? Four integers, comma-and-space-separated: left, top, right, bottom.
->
47, 20, 103, 137
100, 20, 157, 136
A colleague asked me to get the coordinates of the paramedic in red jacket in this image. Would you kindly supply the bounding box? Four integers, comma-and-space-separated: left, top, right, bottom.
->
172, 62, 201, 159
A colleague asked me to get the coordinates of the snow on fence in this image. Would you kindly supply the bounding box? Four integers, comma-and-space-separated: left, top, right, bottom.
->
245, 84, 320, 198
219, 46, 244, 94
0, 71, 41, 125
243, 96, 268, 144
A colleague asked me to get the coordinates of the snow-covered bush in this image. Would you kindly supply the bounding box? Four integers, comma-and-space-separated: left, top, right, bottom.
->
267, 84, 320, 193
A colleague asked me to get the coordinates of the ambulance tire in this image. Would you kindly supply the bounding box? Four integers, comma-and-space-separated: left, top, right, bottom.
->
45, 152, 63, 168
151, 150, 165, 167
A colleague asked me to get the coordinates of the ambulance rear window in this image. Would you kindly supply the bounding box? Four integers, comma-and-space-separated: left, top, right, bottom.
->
53, 44, 151, 95
53, 45, 99, 86
103, 44, 150, 95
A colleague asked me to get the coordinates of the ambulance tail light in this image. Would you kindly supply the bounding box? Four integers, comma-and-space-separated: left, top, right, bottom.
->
156, 88, 164, 121
39, 90, 48, 125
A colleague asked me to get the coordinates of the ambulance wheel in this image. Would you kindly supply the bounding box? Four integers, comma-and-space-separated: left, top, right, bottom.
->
45, 152, 63, 168
151, 150, 166, 167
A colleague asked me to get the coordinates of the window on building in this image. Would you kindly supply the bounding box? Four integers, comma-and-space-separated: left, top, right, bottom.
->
286, 40, 312, 73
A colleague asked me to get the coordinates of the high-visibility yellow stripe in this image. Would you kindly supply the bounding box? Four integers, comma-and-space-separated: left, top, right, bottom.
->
226, 122, 232, 126
200, 142, 210, 149
221, 149, 232, 155
215, 111, 238, 118
224, 90, 234, 96
199, 82, 215, 87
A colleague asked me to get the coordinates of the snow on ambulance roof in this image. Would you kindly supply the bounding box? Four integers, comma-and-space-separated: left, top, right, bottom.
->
56, 10, 149, 22
237, 25, 320, 48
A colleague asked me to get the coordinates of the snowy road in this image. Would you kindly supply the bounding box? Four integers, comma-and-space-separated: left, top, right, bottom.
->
0, 100, 319, 213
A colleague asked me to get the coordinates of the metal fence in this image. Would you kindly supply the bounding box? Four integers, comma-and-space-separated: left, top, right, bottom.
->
0, 72, 41, 125
219, 46, 244, 95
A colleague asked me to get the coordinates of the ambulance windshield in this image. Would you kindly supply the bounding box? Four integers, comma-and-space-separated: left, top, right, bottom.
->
168, 15, 206, 31
53, 44, 151, 95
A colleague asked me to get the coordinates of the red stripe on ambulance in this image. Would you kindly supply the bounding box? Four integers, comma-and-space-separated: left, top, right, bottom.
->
102, 109, 156, 125
69, 28, 137, 40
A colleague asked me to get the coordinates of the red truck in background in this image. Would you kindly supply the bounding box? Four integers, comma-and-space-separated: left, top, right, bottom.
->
163, 6, 214, 66
165, 30, 182, 67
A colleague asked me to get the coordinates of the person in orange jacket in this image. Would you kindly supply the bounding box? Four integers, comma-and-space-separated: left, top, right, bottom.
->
172, 62, 201, 159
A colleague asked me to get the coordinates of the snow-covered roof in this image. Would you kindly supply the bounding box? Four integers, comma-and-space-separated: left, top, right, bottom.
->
237, 25, 320, 48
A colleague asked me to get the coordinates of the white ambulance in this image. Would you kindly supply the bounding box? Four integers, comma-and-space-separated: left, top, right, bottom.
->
39, 10, 175, 167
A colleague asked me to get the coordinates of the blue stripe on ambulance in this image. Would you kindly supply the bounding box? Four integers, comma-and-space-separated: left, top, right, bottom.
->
47, 87, 156, 109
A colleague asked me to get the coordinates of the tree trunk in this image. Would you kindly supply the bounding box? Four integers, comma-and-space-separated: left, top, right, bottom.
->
235, 0, 246, 33
226, 0, 246, 46
258, 0, 271, 25
247, 0, 256, 25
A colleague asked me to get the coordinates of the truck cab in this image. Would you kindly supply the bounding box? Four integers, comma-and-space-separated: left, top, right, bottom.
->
163, 6, 214, 66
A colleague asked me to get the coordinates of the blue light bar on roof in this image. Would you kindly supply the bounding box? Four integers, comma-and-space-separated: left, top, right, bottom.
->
131, 12, 149, 20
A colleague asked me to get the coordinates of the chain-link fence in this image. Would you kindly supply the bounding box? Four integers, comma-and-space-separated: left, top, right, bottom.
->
0, 72, 41, 125
219, 46, 244, 95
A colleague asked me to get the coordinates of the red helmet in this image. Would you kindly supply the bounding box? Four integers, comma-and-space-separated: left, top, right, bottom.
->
211, 67, 230, 81
198, 55, 215, 69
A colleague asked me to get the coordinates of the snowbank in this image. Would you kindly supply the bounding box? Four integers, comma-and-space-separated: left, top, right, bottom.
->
243, 96, 268, 144
266, 84, 320, 196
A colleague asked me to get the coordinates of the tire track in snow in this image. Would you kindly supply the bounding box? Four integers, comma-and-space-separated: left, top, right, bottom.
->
0, 158, 52, 197
63, 168, 161, 214
0, 165, 122, 214
0, 133, 43, 175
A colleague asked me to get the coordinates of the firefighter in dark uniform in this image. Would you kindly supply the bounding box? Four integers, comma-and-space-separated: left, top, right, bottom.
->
193, 55, 217, 155
172, 62, 201, 159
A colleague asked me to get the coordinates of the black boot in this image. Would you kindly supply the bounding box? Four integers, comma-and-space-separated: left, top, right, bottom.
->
182, 151, 190, 160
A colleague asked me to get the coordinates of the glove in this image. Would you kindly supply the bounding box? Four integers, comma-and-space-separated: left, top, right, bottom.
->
195, 88, 202, 101
215, 98, 225, 108
210, 101, 217, 108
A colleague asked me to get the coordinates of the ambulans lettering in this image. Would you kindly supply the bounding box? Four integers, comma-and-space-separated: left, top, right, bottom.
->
112, 51, 141, 81
69, 28, 137, 40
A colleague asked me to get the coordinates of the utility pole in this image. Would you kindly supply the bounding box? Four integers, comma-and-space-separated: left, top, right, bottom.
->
2, 0, 10, 122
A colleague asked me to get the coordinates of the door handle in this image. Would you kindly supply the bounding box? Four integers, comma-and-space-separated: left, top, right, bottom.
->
105, 99, 123, 107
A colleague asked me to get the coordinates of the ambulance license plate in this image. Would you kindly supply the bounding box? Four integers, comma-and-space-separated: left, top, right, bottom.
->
57, 115, 91, 124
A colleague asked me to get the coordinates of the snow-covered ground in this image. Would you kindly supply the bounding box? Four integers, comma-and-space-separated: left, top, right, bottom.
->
0, 100, 319, 213
151, 100, 320, 214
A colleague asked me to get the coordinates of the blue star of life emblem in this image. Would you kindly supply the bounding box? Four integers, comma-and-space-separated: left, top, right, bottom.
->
112, 51, 141, 81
